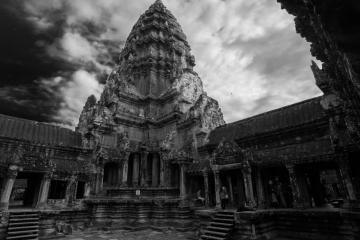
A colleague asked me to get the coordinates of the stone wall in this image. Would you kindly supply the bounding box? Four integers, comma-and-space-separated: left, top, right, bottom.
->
39, 209, 92, 237
86, 200, 196, 230
234, 210, 360, 240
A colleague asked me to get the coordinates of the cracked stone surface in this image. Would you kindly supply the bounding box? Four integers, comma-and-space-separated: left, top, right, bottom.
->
60, 229, 198, 240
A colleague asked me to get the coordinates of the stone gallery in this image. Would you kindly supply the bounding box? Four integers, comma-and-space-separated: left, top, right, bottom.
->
0, 0, 360, 239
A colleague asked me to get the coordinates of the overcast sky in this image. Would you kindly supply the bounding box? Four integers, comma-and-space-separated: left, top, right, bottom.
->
0, 0, 322, 129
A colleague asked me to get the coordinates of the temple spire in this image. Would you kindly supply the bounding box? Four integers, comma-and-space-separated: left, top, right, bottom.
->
152, 0, 166, 8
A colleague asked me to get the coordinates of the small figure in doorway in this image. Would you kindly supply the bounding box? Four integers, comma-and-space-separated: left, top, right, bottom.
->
197, 189, 205, 206
268, 180, 279, 208
220, 186, 228, 210
274, 176, 287, 208
321, 179, 330, 204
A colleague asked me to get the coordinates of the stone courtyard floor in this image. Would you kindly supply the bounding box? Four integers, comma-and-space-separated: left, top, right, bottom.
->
60, 229, 198, 240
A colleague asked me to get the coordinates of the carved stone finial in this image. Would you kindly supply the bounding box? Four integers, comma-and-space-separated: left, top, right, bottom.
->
8, 145, 25, 165
154, 0, 164, 6
85, 95, 97, 109
311, 60, 332, 94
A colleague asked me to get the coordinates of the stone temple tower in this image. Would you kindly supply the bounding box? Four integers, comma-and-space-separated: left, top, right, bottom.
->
77, 0, 225, 199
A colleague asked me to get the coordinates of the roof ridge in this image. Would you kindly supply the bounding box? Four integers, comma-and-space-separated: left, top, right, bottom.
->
0, 114, 73, 130
217, 96, 323, 128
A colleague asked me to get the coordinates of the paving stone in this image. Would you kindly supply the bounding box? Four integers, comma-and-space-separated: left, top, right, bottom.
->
60, 229, 197, 240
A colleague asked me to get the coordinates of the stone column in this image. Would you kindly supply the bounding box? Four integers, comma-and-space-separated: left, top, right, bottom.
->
36, 172, 52, 210
335, 167, 349, 207
98, 164, 105, 193
255, 167, 267, 209
179, 164, 188, 199
159, 154, 166, 187
117, 163, 123, 186
132, 153, 140, 187
65, 175, 77, 204
214, 170, 221, 209
236, 173, 246, 206
227, 176, 234, 204
241, 164, 256, 207
0, 168, 18, 210
140, 151, 149, 187
152, 153, 160, 187
203, 171, 210, 207
121, 152, 130, 187
85, 174, 95, 197
286, 164, 305, 209
166, 162, 171, 187
336, 157, 360, 209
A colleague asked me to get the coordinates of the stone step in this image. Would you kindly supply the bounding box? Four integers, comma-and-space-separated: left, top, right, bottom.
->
8, 229, 39, 235
204, 230, 227, 237
6, 233, 38, 239
213, 218, 234, 223
210, 222, 233, 227
9, 222, 38, 226
200, 234, 225, 240
8, 226, 39, 231
207, 226, 230, 232
217, 211, 235, 215
215, 214, 234, 219
11, 214, 38, 217
10, 218, 38, 222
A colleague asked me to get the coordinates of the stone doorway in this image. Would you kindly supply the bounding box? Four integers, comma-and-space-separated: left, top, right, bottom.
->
9, 172, 43, 209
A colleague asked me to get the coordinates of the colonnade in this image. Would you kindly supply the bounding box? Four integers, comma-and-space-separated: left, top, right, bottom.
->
196, 158, 359, 210
0, 167, 88, 210
99, 152, 183, 190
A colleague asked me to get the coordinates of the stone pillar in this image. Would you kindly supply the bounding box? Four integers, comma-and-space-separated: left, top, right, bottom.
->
121, 152, 130, 187
227, 176, 234, 204
203, 171, 210, 207
179, 164, 188, 199
336, 157, 360, 209
152, 153, 160, 187
132, 153, 140, 187
166, 162, 171, 186
36, 172, 52, 209
286, 164, 305, 209
98, 164, 105, 193
140, 151, 149, 187
236, 173, 246, 206
117, 163, 123, 185
335, 167, 349, 207
65, 175, 77, 204
241, 164, 256, 207
255, 167, 267, 209
159, 154, 166, 187
0, 168, 18, 210
85, 174, 95, 197
214, 170, 221, 209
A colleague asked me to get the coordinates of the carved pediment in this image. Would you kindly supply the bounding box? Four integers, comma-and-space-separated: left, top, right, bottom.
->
211, 138, 261, 165
22, 155, 55, 170
211, 138, 244, 165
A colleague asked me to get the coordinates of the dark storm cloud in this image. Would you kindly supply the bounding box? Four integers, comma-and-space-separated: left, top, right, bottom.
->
1, 0, 322, 128
0, 0, 121, 127
0, 1, 73, 122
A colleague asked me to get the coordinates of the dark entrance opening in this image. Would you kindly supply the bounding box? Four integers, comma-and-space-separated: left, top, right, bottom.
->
9, 172, 43, 209
76, 181, 86, 199
48, 180, 67, 199
103, 162, 119, 186
170, 164, 180, 188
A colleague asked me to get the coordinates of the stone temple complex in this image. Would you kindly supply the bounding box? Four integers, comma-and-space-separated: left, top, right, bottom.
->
0, 0, 360, 239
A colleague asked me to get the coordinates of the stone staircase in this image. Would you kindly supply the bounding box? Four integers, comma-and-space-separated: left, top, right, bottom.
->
201, 210, 235, 240
7, 211, 39, 240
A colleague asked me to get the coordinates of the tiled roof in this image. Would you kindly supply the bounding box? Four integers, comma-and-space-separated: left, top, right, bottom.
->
0, 114, 83, 147
208, 97, 324, 144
